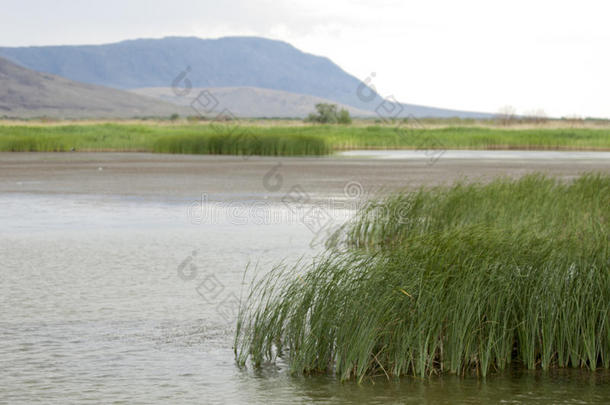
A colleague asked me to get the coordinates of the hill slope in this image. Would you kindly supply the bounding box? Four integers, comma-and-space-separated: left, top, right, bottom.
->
0, 37, 490, 118
0, 57, 187, 118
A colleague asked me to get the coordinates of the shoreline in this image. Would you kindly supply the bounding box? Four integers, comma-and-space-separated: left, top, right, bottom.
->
1, 123, 609, 154
1, 152, 609, 200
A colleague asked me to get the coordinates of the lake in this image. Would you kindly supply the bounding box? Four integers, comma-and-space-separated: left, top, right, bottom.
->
1, 151, 609, 404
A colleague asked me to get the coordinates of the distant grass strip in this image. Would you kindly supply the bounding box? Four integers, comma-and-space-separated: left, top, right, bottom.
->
327, 125, 610, 151
0, 123, 162, 152
235, 174, 610, 381
0, 123, 608, 154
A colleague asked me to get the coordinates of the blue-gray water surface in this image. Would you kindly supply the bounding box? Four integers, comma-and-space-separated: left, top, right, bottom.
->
1, 152, 609, 404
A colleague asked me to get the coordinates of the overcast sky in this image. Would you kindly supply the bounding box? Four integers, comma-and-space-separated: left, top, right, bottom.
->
1, 0, 608, 118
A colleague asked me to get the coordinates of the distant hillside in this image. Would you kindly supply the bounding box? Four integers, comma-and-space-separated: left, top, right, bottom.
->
131, 86, 374, 118
0, 37, 491, 118
0, 57, 187, 118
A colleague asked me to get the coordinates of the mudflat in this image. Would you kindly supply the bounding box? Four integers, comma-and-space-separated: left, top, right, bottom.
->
1, 151, 608, 200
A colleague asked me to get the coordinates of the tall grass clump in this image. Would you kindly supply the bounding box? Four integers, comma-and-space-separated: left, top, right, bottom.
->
153, 132, 331, 156
0, 134, 68, 151
235, 174, 609, 381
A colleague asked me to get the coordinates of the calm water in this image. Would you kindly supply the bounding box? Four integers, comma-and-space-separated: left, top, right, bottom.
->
1, 192, 609, 404
338, 149, 610, 160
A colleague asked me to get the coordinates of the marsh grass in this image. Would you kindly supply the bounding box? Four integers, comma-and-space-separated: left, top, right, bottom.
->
0, 123, 608, 154
0, 124, 161, 151
235, 174, 610, 381
152, 131, 331, 156
326, 126, 610, 151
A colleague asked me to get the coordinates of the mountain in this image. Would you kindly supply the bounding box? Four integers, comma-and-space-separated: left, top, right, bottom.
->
0, 56, 187, 118
0, 37, 490, 118
131, 86, 374, 118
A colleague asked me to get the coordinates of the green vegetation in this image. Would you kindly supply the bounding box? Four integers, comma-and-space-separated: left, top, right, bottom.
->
305, 103, 352, 124
153, 131, 330, 156
0, 122, 608, 154
235, 174, 610, 381
338, 109, 352, 125
325, 125, 610, 151
0, 123, 164, 152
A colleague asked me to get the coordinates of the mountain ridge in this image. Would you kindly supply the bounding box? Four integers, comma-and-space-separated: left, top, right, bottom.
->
0, 36, 491, 118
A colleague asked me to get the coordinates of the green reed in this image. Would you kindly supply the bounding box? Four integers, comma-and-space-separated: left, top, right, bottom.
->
0, 123, 608, 154
235, 174, 610, 381
152, 131, 330, 156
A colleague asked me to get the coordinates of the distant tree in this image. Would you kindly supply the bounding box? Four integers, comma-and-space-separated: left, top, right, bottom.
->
496, 106, 516, 126
337, 108, 352, 124
305, 103, 351, 124
524, 109, 548, 124
562, 114, 584, 128
169, 113, 180, 121
313, 103, 338, 123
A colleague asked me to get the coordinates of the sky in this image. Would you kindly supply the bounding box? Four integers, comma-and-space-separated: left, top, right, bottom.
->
1, 0, 608, 118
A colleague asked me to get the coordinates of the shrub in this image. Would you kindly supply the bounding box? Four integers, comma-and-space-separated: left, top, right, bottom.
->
305, 103, 351, 124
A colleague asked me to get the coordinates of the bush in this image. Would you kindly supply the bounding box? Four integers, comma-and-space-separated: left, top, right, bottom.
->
305, 103, 351, 124
338, 108, 352, 124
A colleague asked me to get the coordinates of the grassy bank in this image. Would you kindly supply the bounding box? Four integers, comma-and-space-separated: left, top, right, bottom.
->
0, 123, 608, 154
235, 174, 610, 381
